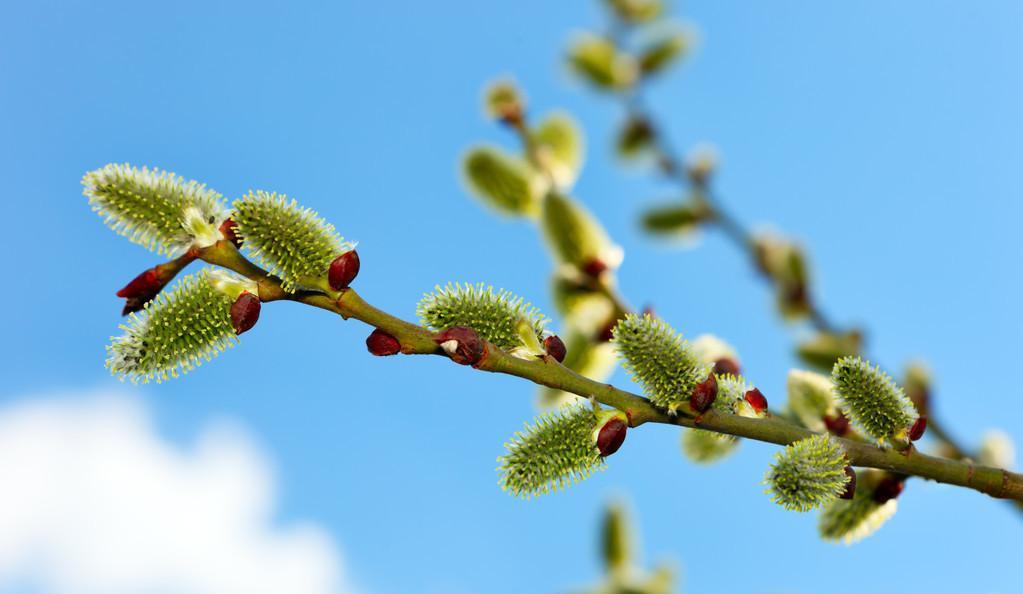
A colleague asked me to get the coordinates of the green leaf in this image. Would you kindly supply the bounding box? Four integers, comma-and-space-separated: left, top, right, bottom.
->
531, 111, 585, 189
612, 313, 710, 413
498, 404, 605, 497
462, 146, 541, 217
107, 269, 238, 384
541, 193, 621, 270
417, 283, 547, 351
819, 470, 898, 544
638, 27, 690, 76
766, 435, 850, 512
232, 191, 353, 292
567, 34, 638, 90
832, 357, 917, 444
83, 163, 228, 256
786, 369, 837, 433
640, 200, 710, 237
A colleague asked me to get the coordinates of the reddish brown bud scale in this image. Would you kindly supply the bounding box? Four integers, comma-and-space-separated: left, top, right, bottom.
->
366, 328, 401, 356
543, 335, 567, 363
219, 218, 242, 247
230, 292, 261, 335
117, 268, 168, 315
713, 357, 741, 376
434, 326, 485, 366
581, 258, 608, 278
596, 321, 616, 343
908, 416, 927, 441
328, 250, 360, 290
596, 418, 627, 457
690, 374, 718, 413
840, 466, 857, 500
743, 387, 768, 414
823, 412, 851, 437
873, 475, 906, 504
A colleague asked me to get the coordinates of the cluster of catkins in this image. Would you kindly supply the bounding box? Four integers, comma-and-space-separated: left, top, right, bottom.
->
85, 160, 925, 544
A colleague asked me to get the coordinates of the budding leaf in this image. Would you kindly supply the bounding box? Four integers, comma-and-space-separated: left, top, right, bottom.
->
832, 357, 917, 444
786, 369, 837, 433
498, 404, 605, 497
612, 314, 710, 413
462, 146, 541, 218
567, 34, 637, 90
418, 283, 547, 351
483, 79, 524, 122
232, 191, 353, 292
530, 112, 585, 189
766, 435, 850, 512
541, 193, 622, 271
83, 163, 227, 256
819, 470, 898, 544
107, 269, 238, 384
616, 117, 656, 160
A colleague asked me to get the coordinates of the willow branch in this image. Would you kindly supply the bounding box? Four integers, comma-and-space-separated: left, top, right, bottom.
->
196, 239, 1023, 503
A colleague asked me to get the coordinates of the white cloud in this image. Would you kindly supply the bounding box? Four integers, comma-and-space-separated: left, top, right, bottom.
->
0, 392, 356, 594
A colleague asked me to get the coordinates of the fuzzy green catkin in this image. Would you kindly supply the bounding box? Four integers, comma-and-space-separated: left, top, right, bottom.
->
832, 356, 917, 443
530, 112, 584, 189
83, 163, 227, 256
541, 193, 621, 270
787, 369, 837, 432
819, 470, 898, 544
538, 331, 616, 408
498, 404, 604, 497
601, 502, 633, 574
679, 374, 748, 463
107, 269, 236, 384
612, 314, 710, 413
681, 429, 738, 463
766, 435, 850, 512
231, 191, 352, 292
462, 146, 541, 217
418, 283, 547, 350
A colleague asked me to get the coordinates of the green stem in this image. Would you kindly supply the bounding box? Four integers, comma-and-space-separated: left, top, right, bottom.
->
197, 239, 1023, 502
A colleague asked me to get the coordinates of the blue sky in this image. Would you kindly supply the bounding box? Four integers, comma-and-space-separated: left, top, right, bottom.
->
2, 1, 1022, 593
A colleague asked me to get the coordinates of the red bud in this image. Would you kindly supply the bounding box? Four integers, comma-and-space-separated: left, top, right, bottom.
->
596, 418, 627, 457
712, 357, 741, 376
328, 250, 360, 290
117, 268, 166, 315
690, 374, 718, 413
543, 335, 567, 363
366, 328, 401, 356
596, 321, 616, 343
743, 387, 768, 414
908, 416, 927, 441
840, 466, 857, 500
433, 326, 485, 366
581, 258, 607, 278
873, 475, 905, 504
823, 412, 851, 437
230, 292, 261, 335
219, 218, 242, 247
